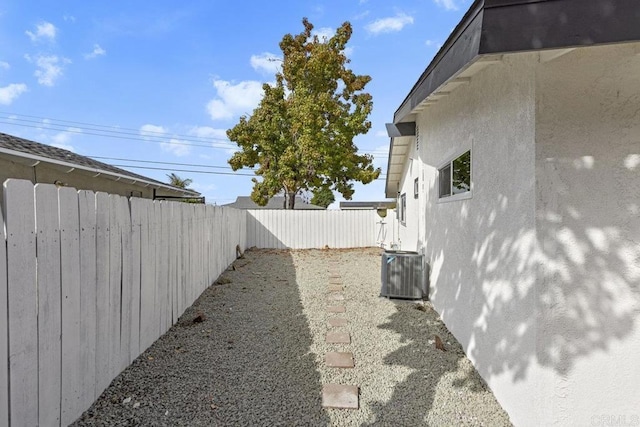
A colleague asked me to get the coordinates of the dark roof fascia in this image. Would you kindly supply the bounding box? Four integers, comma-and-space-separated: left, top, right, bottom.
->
393, 0, 485, 123
481, 0, 640, 54
393, 0, 640, 123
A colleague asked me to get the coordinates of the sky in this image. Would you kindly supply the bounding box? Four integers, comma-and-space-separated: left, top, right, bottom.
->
0, 0, 472, 207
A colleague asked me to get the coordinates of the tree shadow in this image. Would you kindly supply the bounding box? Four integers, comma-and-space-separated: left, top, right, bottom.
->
72, 249, 330, 426
363, 302, 511, 426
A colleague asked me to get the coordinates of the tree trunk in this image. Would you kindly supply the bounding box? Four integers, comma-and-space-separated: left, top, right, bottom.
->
287, 191, 296, 209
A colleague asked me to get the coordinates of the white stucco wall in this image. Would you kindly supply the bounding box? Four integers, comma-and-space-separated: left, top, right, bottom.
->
535, 43, 640, 426
417, 52, 541, 426
409, 43, 640, 426
396, 136, 421, 251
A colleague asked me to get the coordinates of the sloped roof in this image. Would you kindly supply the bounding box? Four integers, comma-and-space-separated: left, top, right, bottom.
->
224, 196, 326, 210
0, 132, 199, 196
385, 0, 640, 197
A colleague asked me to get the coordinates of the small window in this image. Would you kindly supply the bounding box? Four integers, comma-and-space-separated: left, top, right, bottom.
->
399, 193, 407, 225
439, 150, 471, 199
414, 178, 419, 199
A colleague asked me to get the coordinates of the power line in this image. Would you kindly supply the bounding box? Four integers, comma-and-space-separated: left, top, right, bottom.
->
90, 155, 235, 170
110, 164, 256, 176
0, 112, 390, 155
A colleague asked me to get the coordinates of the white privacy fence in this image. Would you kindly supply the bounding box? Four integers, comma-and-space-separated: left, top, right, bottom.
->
246, 209, 395, 249
0, 178, 390, 426
0, 179, 246, 427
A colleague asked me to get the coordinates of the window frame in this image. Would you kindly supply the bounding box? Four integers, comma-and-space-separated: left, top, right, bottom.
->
399, 193, 407, 225
437, 149, 472, 203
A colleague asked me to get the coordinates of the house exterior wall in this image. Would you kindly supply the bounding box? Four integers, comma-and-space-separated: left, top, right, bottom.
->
0, 157, 155, 198
417, 52, 540, 426
535, 43, 640, 426
396, 138, 421, 251
408, 43, 640, 426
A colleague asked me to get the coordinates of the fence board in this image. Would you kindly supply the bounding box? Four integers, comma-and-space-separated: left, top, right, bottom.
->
108, 195, 122, 379
129, 198, 142, 361
119, 197, 132, 371
95, 192, 111, 395
139, 199, 155, 352
0, 181, 8, 427
60, 187, 82, 425
78, 190, 97, 407
4, 179, 38, 426
35, 184, 62, 427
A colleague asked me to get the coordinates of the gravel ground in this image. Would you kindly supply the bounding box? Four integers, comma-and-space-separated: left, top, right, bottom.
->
72, 248, 512, 426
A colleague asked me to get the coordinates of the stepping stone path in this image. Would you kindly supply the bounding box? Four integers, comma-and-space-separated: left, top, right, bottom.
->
322, 384, 359, 410
326, 331, 351, 344
323, 260, 359, 410
327, 317, 348, 327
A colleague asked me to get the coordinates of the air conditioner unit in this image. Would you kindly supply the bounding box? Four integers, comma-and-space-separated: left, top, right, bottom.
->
380, 250, 426, 299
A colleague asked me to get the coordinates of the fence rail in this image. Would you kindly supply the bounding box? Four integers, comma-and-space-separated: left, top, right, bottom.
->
0, 179, 246, 426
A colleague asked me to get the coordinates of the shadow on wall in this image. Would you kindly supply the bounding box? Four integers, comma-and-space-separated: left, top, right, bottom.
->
72, 249, 330, 425
427, 151, 639, 384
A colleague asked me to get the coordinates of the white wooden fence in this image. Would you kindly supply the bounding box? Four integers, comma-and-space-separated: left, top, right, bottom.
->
246, 209, 391, 249
0, 179, 246, 427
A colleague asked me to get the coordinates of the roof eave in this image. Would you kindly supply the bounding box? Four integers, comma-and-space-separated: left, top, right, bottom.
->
0, 147, 199, 197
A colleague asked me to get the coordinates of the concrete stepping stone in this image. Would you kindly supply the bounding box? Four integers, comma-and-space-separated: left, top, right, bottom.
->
322, 384, 359, 409
328, 284, 343, 292
327, 305, 346, 313
325, 352, 355, 368
327, 293, 344, 301
328, 317, 348, 327
326, 331, 351, 344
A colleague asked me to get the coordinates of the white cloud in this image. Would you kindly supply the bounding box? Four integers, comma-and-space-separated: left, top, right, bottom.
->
25, 54, 70, 86
140, 124, 191, 156
0, 61, 9, 70
250, 52, 281, 74
63, 15, 76, 22
190, 126, 237, 153
366, 13, 414, 35
434, 0, 459, 11
206, 79, 264, 121
313, 27, 335, 41
140, 124, 166, 136
0, 83, 27, 105
190, 126, 227, 141
26, 21, 57, 43
84, 44, 106, 60
49, 127, 82, 152
374, 130, 388, 138
160, 138, 190, 157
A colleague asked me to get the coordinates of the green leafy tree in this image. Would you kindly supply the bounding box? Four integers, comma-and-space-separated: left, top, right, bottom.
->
311, 186, 335, 208
166, 173, 193, 189
227, 18, 380, 209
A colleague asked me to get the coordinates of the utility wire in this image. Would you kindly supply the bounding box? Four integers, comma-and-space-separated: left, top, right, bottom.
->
110, 164, 257, 176
0, 112, 390, 155
93, 155, 387, 178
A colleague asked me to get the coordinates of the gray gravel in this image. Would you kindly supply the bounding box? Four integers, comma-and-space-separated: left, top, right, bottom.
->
72, 248, 512, 426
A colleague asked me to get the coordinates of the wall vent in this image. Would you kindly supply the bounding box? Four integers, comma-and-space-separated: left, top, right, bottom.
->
380, 251, 426, 299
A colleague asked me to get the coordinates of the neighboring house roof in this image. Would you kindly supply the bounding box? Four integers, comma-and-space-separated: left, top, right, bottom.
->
224, 196, 326, 210
0, 132, 199, 197
385, 0, 640, 197
339, 201, 396, 210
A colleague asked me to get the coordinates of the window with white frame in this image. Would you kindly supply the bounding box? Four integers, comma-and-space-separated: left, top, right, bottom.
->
439, 150, 471, 199
399, 193, 407, 225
